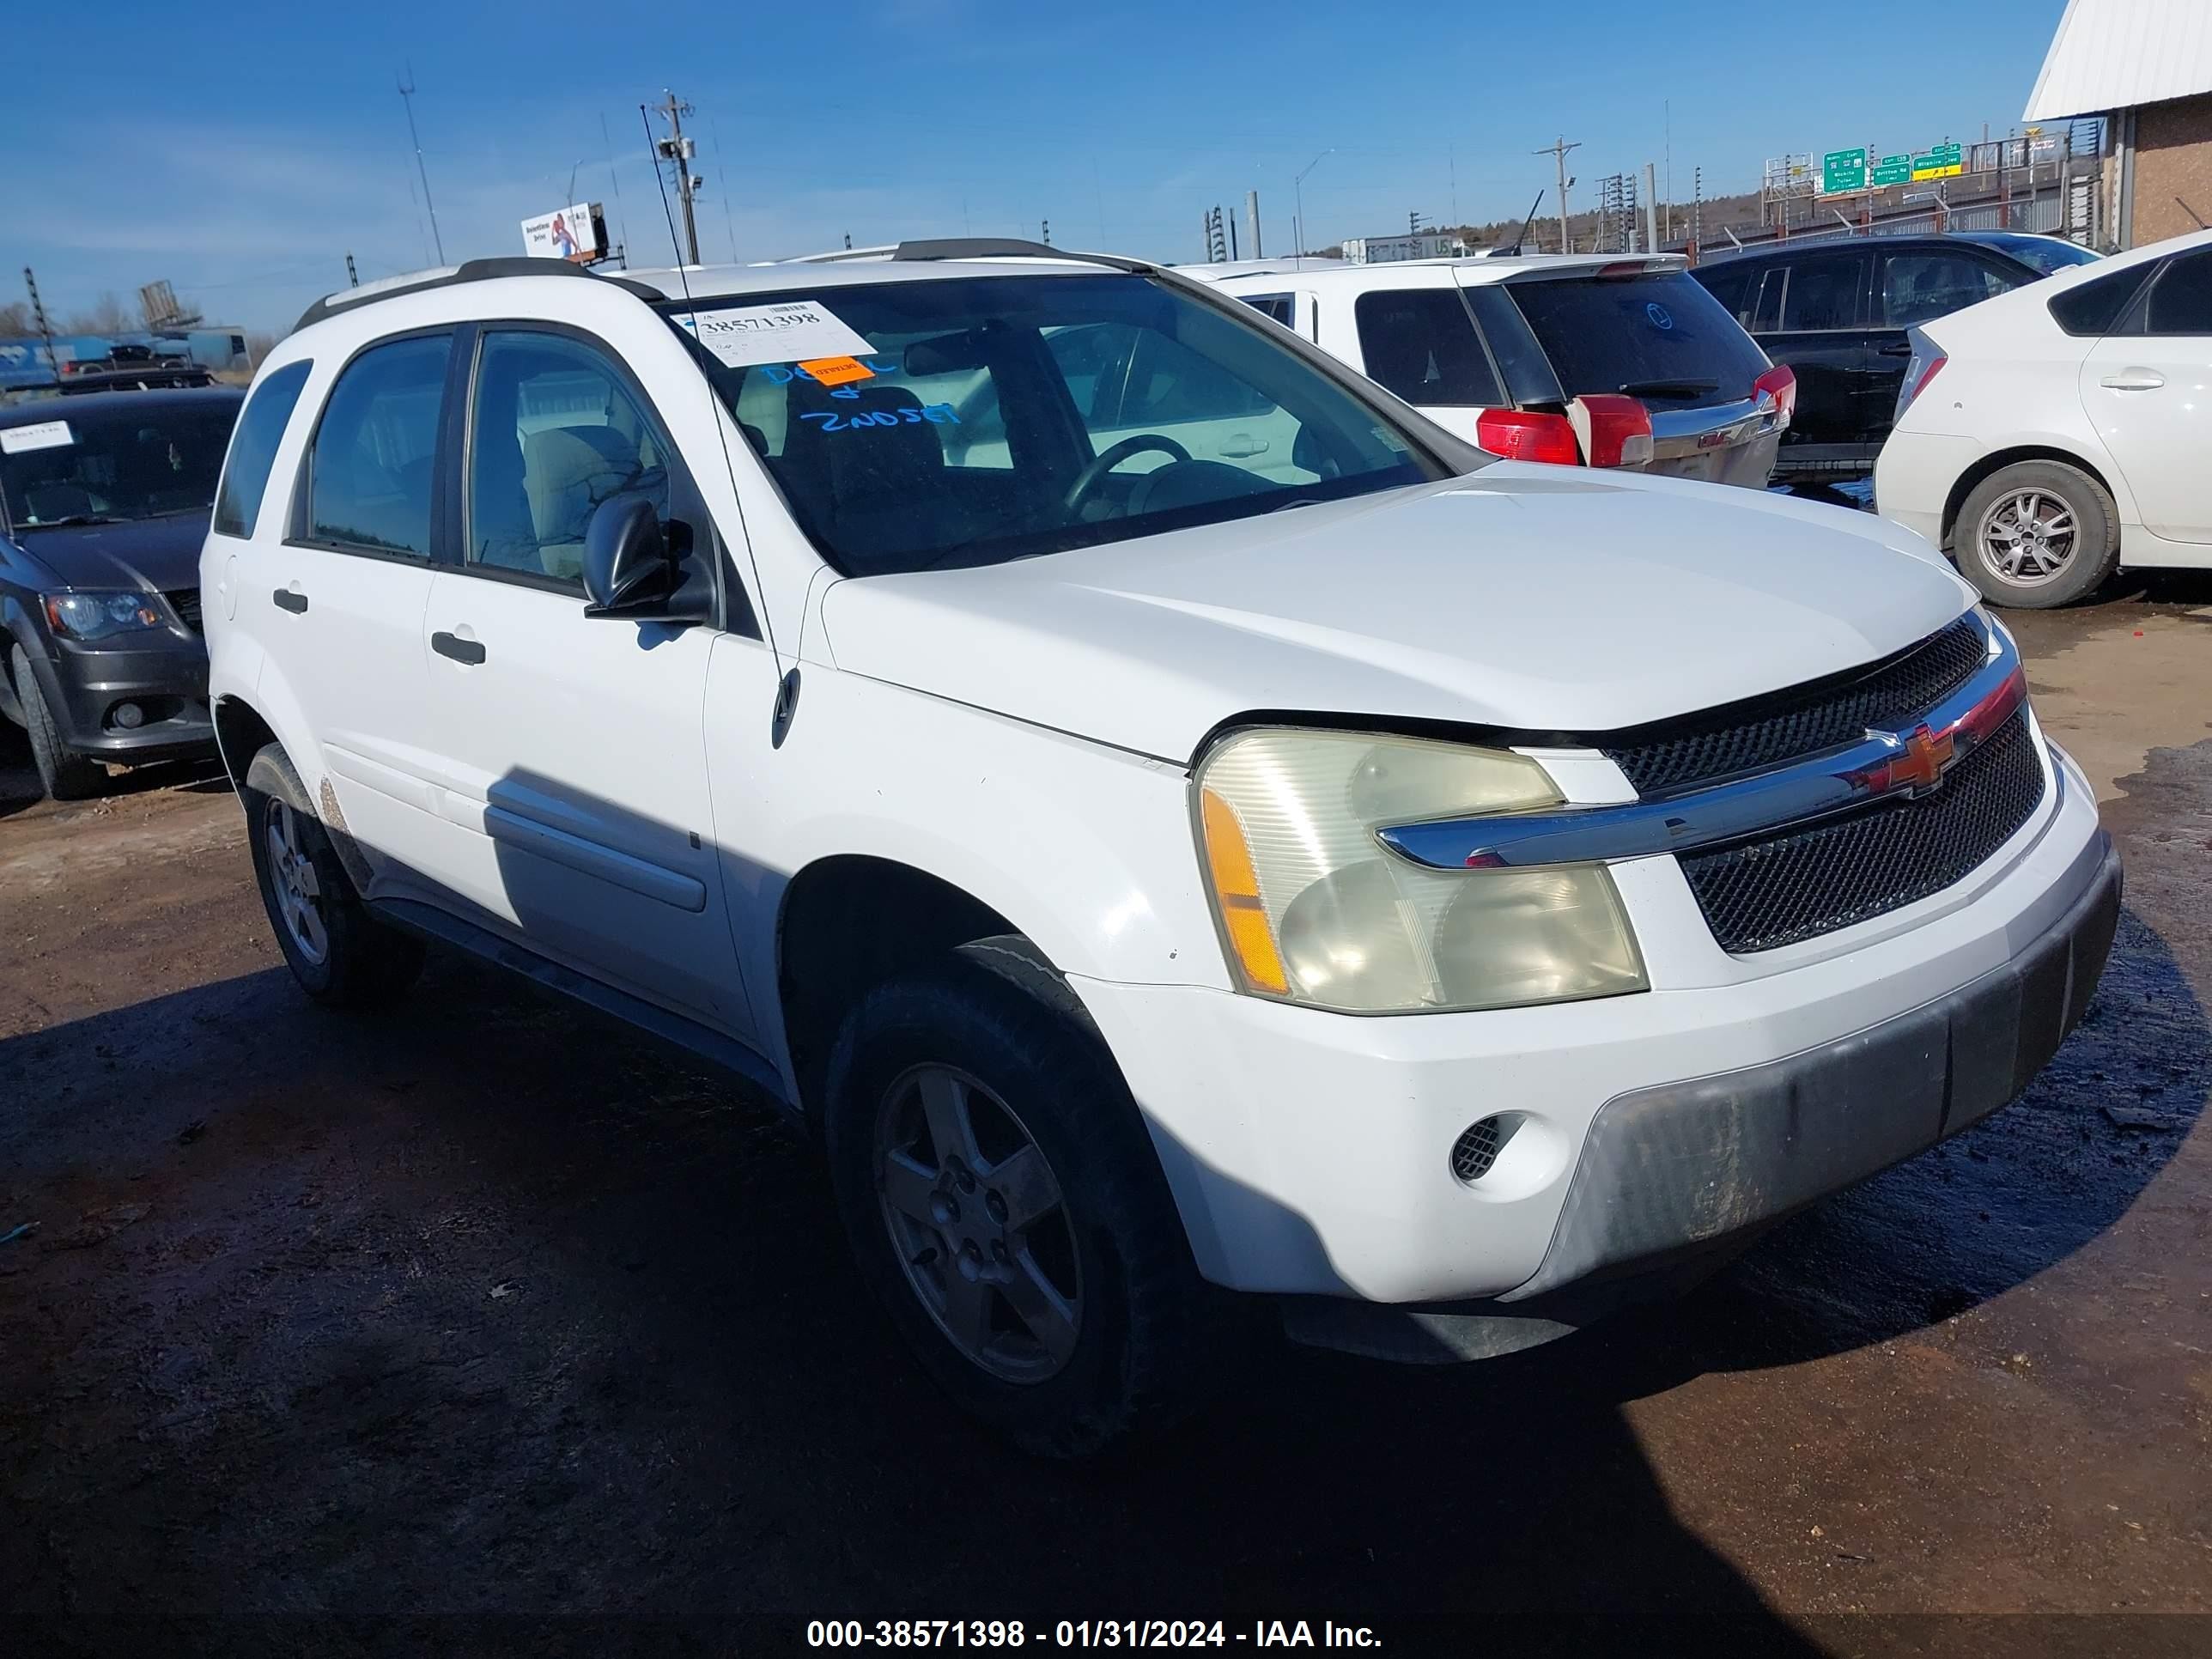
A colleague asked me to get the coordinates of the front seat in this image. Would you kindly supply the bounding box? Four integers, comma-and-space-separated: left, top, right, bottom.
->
779, 382, 951, 572
524, 426, 638, 581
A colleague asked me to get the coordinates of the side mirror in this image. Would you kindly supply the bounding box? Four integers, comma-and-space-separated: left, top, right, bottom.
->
582, 494, 705, 623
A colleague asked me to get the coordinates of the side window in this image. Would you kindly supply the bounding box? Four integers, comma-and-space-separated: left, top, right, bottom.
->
1242, 294, 1295, 328
303, 334, 451, 556
1695, 264, 1754, 326
1778, 252, 1866, 331
1352, 289, 1504, 406
1880, 250, 2014, 326
466, 331, 670, 587
1749, 269, 1786, 333
1120, 330, 1277, 425
213, 360, 311, 538
2143, 249, 2212, 334
1046, 323, 1133, 424
2049, 264, 2154, 337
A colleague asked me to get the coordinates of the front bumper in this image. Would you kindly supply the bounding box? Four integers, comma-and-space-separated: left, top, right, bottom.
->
1073, 739, 2114, 1315
22, 632, 214, 762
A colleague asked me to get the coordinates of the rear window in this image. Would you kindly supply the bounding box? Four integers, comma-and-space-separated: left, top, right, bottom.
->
1505, 271, 1769, 410
2048, 264, 2154, 337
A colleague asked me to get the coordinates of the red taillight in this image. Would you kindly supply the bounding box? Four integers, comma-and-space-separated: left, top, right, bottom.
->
1752, 363, 1797, 430
1909, 355, 1947, 404
1570, 393, 1653, 469
1474, 407, 1582, 466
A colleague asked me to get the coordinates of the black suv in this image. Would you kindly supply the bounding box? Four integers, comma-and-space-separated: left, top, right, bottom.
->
1692, 234, 2064, 485
0, 386, 241, 798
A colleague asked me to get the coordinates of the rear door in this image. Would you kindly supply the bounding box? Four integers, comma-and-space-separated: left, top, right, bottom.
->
268, 331, 453, 886
416, 323, 750, 1031
1756, 246, 1874, 457
2080, 246, 2212, 544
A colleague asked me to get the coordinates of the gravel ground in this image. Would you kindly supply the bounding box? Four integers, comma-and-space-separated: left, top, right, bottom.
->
3, 580, 2209, 1657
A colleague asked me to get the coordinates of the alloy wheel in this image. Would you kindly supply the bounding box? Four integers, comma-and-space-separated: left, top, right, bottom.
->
264, 798, 330, 966
874, 1063, 1083, 1384
1978, 488, 2078, 586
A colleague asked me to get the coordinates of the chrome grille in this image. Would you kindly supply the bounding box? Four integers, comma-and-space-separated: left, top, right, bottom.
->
1679, 710, 2045, 952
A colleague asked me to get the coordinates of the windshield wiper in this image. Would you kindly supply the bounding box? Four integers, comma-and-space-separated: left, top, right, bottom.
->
1616, 378, 1719, 398
23, 514, 124, 529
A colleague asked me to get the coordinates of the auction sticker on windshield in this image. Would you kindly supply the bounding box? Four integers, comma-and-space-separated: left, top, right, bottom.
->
678, 301, 875, 368
0, 420, 73, 455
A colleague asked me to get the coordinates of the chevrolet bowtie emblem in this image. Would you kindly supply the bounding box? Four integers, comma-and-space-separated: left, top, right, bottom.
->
1888, 723, 1957, 793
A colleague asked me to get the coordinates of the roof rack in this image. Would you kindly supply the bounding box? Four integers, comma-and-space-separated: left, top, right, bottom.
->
292, 258, 667, 333
889, 237, 1152, 274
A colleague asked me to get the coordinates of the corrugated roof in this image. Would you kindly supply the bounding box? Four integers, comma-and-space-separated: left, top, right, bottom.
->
2025, 0, 2212, 119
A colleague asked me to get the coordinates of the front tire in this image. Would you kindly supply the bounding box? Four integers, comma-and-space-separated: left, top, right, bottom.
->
823, 937, 1213, 1457
11, 645, 106, 800
242, 743, 424, 1007
1955, 460, 2120, 609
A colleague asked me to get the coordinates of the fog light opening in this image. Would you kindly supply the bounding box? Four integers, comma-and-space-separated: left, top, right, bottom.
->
111, 702, 145, 730
1450, 1113, 1524, 1186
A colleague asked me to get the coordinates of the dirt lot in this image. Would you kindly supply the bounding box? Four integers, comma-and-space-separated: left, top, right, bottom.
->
3, 583, 2210, 1657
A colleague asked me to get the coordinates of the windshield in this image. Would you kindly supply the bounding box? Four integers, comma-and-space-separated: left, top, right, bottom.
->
0, 402, 237, 531
665, 272, 1451, 576
1966, 234, 2101, 276
1504, 271, 1771, 410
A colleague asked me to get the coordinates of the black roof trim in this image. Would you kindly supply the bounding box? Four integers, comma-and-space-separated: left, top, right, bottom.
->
890, 238, 1151, 274
292, 258, 667, 334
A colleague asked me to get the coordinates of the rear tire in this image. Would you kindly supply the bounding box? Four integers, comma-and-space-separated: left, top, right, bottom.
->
242, 743, 424, 1007
1954, 460, 2120, 609
823, 936, 1216, 1458
11, 645, 106, 801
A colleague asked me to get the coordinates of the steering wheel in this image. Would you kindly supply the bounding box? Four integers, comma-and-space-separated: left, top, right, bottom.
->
1062, 434, 1193, 515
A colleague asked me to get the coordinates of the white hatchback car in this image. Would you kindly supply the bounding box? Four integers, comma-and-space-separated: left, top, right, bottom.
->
1875, 228, 2212, 607
204, 244, 2116, 1455
1188, 252, 1794, 488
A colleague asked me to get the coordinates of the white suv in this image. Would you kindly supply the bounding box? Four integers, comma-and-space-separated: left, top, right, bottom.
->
204, 244, 2118, 1455
1186, 252, 1793, 488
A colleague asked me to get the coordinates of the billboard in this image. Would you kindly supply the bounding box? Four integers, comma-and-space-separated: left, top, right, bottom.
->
521, 202, 606, 264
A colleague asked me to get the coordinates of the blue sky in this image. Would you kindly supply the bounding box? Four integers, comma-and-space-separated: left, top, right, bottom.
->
6, 0, 2067, 333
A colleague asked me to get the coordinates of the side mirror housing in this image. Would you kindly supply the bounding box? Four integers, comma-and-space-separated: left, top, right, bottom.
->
581, 494, 710, 623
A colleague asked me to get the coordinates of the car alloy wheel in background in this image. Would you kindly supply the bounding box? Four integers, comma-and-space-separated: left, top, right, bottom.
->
1977, 487, 2079, 588
262, 796, 330, 966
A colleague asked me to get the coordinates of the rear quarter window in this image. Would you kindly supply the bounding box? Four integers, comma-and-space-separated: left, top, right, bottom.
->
1352, 289, 1504, 406
1506, 271, 1771, 410
2048, 264, 2156, 337
213, 361, 312, 538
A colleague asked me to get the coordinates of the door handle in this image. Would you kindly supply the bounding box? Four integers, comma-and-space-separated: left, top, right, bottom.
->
2100, 369, 2166, 391
271, 587, 307, 614
431, 630, 486, 665
1877, 341, 1914, 356
1218, 434, 1271, 459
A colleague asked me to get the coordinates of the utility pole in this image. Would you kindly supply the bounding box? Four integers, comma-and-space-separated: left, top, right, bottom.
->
23, 267, 58, 385
1535, 137, 1581, 253
649, 92, 702, 265
1409, 210, 1421, 237
345, 252, 359, 288
1041, 219, 1051, 246
397, 64, 445, 264
1643, 163, 1658, 255
1246, 190, 1262, 259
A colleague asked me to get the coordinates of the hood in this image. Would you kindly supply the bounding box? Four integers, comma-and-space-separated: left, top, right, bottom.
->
818, 467, 1977, 763
8, 511, 211, 595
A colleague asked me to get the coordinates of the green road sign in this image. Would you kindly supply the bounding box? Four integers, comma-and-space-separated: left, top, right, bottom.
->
1873, 154, 1913, 186
1911, 143, 1965, 181
1821, 146, 1869, 193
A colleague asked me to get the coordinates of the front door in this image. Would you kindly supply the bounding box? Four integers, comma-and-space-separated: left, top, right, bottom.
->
2079, 246, 2212, 545
415, 325, 750, 1033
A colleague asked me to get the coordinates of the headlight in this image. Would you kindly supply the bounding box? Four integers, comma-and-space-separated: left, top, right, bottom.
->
1195, 728, 1645, 1013
44, 591, 167, 641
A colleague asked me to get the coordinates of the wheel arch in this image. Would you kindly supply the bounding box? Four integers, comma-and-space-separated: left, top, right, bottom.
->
775, 853, 1030, 1117
1940, 444, 2124, 550
211, 693, 279, 793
